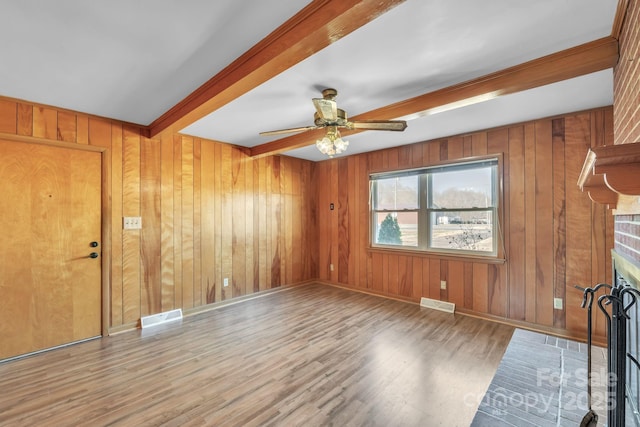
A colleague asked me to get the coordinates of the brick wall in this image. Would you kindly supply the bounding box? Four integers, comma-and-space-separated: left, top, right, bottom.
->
613, 1, 640, 263
613, 0, 640, 145
615, 215, 640, 261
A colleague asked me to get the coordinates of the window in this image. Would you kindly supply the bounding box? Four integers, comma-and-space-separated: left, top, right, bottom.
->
371, 158, 500, 257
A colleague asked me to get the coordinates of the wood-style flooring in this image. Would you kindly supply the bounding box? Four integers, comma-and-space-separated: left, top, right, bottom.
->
0, 283, 513, 426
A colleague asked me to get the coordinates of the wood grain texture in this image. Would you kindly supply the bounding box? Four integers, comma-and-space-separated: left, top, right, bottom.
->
17, 103, 32, 136
160, 131, 175, 312
552, 118, 567, 330
564, 114, 593, 334
0, 284, 513, 426
122, 127, 142, 325
487, 129, 508, 318
33, 106, 57, 140
110, 123, 124, 326
0, 140, 101, 359
535, 120, 554, 327
508, 126, 526, 321
0, 97, 318, 337
523, 123, 537, 323
181, 136, 195, 307
200, 139, 216, 304
140, 136, 161, 316
0, 99, 17, 133
316, 107, 614, 341
0, 92, 617, 346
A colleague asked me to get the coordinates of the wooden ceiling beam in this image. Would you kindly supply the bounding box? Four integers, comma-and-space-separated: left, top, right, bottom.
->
250, 36, 619, 158
148, 0, 406, 137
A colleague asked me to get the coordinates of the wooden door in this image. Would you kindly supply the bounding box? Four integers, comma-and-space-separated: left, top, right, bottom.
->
0, 139, 102, 360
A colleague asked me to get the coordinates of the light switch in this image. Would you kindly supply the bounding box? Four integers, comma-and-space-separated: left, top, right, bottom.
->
123, 217, 142, 230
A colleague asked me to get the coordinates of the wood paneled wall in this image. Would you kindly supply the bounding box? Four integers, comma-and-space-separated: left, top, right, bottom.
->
0, 98, 318, 331
315, 107, 614, 340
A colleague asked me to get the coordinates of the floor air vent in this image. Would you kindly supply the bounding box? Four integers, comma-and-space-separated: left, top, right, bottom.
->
420, 297, 455, 314
140, 309, 183, 329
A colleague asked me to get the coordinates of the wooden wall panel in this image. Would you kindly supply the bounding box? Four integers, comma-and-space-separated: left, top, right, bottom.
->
0, 99, 17, 133
523, 123, 537, 323
110, 123, 124, 326
338, 158, 350, 284
200, 140, 215, 304
534, 120, 554, 327
193, 139, 202, 306
140, 136, 161, 316
257, 157, 269, 291
564, 114, 593, 334
181, 136, 195, 308
122, 127, 141, 325
487, 129, 508, 318
57, 111, 77, 143
552, 118, 567, 330
172, 135, 183, 308
316, 106, 614, 340
33, 107, 57, 140
283, 161, 293, 286
246, 148, 256, 292
213, 142, 223, 300
0, 96, 318, 332
231, 145, 245, 298
17, 103, 33, 136
270, 156, 281, 288
508, 126, 525, 321
160, 131, 175, 312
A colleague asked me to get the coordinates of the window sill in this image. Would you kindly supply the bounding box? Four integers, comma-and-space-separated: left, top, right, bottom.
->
367, 246, 506, 264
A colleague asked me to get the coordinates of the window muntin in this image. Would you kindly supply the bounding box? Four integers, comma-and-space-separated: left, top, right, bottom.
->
371, 175, 419, 248
371, 158, 499, 257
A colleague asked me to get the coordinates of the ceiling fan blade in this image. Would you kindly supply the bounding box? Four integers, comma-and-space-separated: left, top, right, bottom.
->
259, 125, 321, 136
313, 98, 338, 121
350, 120, 408, 131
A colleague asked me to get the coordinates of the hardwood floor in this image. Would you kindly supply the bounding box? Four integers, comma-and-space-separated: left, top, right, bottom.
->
0, 283, 513, 426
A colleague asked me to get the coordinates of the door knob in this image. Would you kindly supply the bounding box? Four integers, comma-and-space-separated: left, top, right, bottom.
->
89, 252, 99, 259
90, 241, 99, 247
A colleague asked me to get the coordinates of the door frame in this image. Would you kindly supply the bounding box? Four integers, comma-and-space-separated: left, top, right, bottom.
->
0, 132, 110, 338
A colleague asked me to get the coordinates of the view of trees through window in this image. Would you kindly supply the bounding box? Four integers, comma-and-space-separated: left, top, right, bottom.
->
373, 176, 418, 247
371, 159, 498, 255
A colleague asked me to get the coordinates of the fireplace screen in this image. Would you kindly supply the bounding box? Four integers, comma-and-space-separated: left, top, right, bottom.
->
621, 271, 640, 427
612, 251, 640, 427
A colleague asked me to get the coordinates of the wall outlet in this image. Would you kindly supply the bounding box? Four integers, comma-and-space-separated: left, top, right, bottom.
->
330, 264, 334, 272
223, 278, 229, 287
440, 280, 447, 290
123, 216, 142, 230
553, 298, 563, 310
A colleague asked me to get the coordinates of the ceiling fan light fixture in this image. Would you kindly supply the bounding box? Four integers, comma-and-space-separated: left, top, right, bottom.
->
316, 127, 348, 157
260, 88, 405, 155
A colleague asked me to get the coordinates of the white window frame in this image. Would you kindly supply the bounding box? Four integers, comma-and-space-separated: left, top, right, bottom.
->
370, 157, 501, 258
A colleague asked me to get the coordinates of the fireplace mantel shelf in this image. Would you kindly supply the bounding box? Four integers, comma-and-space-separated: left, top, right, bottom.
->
578, 143, 640, 209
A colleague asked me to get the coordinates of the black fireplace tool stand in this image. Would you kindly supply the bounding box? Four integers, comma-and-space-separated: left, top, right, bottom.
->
577, 279, 640, 427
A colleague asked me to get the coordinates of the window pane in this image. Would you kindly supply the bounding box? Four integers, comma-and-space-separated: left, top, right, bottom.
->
375, 176, 419, 210
431, 166, 494, 209
429, 211, 493, 252
374, 212, 418, 246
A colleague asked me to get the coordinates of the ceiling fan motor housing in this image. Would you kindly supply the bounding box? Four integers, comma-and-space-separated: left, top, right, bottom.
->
321, 88, 338, 100
314, 108, 348, 127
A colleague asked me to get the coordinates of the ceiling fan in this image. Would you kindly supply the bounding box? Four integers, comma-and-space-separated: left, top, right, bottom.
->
260, 88, 407, 157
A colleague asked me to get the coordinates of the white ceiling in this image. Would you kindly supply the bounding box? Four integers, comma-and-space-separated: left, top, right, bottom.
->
0, 1, 617, 162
